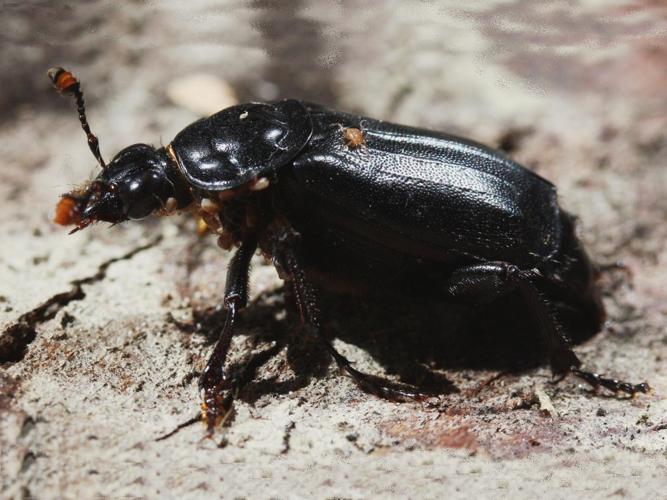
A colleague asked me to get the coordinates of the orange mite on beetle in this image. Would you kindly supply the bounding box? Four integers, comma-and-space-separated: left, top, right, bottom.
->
342, 127, 366, 149
49, 67, 649, 433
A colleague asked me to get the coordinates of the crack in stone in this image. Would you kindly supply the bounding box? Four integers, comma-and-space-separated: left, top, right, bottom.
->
0, 236, 163, 363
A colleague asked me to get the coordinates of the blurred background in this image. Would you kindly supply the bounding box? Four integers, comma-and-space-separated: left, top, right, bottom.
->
1, 1, 666, 498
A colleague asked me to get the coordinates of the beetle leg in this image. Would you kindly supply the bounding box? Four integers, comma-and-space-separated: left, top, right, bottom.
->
570, 369, 649, 396
445, 263, 649, 395
199, 236, 257, 430
505, 267, 584, 375
273, 226, 429, 401
445, 262, 580, 374
594, 260, 634, 286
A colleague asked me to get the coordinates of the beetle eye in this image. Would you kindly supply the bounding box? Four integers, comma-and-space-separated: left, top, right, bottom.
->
120, 171, 165, 220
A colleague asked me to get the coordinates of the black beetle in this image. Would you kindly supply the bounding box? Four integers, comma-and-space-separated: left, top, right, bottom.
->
48, 68, 648, 430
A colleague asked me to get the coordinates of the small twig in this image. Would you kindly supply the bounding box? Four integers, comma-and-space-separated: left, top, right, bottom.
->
155, 414, 202, 442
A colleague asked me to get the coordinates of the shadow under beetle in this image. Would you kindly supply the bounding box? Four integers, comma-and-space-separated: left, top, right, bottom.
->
48, 67, 648, 431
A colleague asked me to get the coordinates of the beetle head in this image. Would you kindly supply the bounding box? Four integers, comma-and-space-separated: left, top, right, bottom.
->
49, 68, 191, 232
55, 144, 180, 231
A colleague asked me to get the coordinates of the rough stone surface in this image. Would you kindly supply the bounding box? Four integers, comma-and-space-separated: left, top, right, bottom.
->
1, 1, 666, 498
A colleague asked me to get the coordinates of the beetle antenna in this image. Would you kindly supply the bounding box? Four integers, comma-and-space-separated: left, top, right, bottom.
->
47, 67, 106, 169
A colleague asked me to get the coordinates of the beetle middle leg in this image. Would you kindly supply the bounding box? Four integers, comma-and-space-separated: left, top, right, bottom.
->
272, 225, 429, 401
444, 263, 648, 395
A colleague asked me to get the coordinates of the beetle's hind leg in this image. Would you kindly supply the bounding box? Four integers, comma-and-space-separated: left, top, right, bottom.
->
445, 263, 580, 374
273, 225, 431, 402
569, 369, 649, 395
444, 263, 648, 396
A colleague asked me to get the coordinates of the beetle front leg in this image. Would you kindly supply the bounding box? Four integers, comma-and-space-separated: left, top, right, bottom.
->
272, 226, 429, 401
445, 263, 649, 396
199, 236, 257, 430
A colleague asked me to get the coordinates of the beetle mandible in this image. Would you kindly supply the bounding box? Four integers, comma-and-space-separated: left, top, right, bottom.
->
48, 68, 648, 430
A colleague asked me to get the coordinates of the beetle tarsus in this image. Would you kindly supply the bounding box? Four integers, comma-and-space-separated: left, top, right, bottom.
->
570, 368, 650, 396
200, 341, 285, 433
201, 385, 236, 434
322, 338, 430, 401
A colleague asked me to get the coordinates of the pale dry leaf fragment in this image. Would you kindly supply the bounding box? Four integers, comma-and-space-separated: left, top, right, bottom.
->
535, 385, 559, 418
